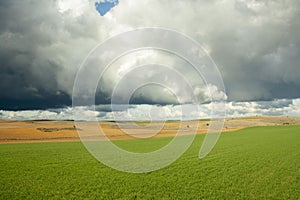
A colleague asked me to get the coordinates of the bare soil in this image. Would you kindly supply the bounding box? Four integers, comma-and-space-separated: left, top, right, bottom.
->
0, 116, 299, 144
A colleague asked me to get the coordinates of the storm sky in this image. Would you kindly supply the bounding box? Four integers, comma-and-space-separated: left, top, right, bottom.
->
0, 0, 300, 119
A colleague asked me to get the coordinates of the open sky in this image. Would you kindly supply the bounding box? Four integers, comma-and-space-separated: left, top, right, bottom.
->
0, 0, 300, 120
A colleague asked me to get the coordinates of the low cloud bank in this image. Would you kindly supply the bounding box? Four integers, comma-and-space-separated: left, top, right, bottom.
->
1, 99, 300, 121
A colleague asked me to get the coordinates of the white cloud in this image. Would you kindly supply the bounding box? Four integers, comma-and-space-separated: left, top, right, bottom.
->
194, 84, 228, 102
1, 98, 300, 121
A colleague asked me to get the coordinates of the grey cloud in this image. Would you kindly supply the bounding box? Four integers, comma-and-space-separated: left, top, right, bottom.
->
0, 0, 300, 110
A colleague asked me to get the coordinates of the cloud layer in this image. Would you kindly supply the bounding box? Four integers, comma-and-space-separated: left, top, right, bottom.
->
0, 0, 300, 110
1, 99, 300, 121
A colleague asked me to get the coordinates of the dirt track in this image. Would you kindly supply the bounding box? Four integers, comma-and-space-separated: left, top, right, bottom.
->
0, 116, 299, 144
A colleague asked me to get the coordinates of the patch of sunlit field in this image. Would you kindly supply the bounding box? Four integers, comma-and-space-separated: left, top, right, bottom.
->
0, 125, 299, 199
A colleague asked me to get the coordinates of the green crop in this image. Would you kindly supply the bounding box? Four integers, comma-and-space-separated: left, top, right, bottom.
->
0, 125, 299, 199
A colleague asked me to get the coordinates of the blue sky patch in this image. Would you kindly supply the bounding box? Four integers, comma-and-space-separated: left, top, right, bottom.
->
95, 0, 119, 16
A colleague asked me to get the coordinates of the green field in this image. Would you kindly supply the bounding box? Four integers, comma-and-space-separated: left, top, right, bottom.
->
0, 126, 299, 199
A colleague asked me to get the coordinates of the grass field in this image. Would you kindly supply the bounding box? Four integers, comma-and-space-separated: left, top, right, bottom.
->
0, 125, 299, 199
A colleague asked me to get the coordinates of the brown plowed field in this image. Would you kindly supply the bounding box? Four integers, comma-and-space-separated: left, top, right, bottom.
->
0, 116, 299, 144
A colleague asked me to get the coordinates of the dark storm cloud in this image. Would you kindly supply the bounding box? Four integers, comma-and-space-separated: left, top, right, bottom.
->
0, 0, 300, 110
0, 0, 98, 110
0, 1, 68, 109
